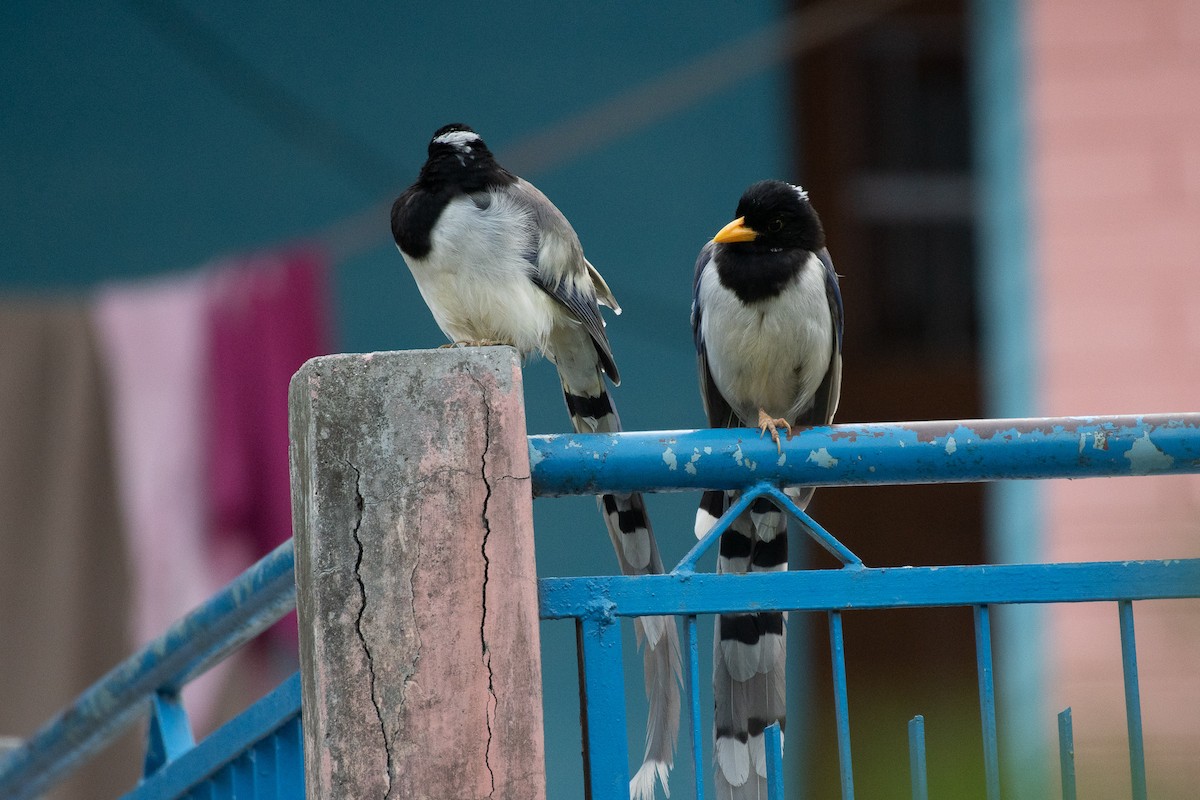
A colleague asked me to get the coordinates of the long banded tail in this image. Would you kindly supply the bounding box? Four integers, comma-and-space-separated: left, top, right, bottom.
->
697, 490, 798, 799
561, 372, 682, 800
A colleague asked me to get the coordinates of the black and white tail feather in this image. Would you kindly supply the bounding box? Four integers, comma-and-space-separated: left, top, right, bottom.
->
691, 181, 843, 799
565, 369, 682, 800
392, 124, 681, 800
698, 488, 804, 799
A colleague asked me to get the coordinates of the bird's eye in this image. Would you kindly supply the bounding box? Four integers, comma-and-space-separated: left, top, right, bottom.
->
768, 219, 783, 232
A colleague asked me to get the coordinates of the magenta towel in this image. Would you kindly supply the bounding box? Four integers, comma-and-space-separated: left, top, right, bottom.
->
206, 249, 331, 631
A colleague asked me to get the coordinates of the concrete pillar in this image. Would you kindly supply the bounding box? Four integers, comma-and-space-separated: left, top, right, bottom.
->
289, 348, 545, 800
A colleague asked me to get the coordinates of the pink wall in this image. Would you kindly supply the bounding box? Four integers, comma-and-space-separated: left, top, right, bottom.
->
1027, 1, 1200, 795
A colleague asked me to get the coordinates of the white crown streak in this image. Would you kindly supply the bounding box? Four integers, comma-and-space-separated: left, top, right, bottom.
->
432, 130, 482, 148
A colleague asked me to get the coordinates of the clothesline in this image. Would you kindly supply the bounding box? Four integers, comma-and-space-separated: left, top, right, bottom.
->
307, 0, 906, 265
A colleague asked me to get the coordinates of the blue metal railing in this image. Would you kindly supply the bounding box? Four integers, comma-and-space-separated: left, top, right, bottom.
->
538, 503, 1200, 799
0, 542, 298, 800
528, 414, 1200, 496
122, 676, 303, 800
1, 414, 1197, 799
532, 414, 1200, 799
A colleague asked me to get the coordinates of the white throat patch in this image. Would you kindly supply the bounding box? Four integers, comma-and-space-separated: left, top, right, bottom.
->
432, 130, 482, 150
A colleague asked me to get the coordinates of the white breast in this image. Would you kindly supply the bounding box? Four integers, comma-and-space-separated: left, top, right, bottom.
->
399, 192, 559, 355
698, 252, 834, 424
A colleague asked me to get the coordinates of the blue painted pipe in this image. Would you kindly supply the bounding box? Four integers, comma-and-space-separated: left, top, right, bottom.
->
528, 415, 1200, 496
829, 611, 855, 799
1057, 708, 1076, 800
908, 716, 928, 800
764, 722, 785, 800
539, 559, 1200, 619
974, 606, 1001, 800
1118, 601, 1148, 800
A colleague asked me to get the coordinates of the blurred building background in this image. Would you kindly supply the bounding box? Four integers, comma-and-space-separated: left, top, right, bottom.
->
1, 1, 1196, 798
1026, 2, 1200, 798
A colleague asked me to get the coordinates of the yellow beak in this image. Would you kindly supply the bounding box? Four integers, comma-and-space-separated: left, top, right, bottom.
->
713, 216, 759, 243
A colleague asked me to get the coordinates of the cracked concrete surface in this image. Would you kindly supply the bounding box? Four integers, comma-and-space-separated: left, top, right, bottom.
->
473, 376, 499, 797
289, 348, 545, 800
347, 459, 395, 798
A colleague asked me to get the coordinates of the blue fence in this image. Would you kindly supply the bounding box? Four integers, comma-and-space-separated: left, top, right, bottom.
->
1, 414, 1197, 799
0, 542, 298, 800
534, 415, 1200, 800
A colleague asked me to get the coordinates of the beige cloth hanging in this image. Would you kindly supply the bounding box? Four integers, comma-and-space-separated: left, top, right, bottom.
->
0, 299, 141, 799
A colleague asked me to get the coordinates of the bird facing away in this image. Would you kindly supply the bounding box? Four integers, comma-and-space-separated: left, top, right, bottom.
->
691, 180, 843, 799
391, 124, 681, 800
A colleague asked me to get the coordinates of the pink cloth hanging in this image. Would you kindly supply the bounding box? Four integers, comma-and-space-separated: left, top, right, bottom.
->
93, 272, 216, 648
92, 270, 231, 731
205, 248, 332, 646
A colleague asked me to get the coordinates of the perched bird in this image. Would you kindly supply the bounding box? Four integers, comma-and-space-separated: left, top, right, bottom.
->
392, 124, 681, 800
691, 180, 843, 799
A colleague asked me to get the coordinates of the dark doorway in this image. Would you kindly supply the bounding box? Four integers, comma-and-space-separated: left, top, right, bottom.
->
791, 1, 988, 796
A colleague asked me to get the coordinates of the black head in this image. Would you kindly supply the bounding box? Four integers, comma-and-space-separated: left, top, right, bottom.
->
714, 180, 824, 253
427, 123, 491, 161
416, 123, 514, 192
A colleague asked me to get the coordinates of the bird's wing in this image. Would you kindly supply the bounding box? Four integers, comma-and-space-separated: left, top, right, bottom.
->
508, 178, 621, 384
795, 247, 843, 427
585, 257, 622, 313
692, 241, 739, 537
511, 177, 679, 798
819, 246, 845, 350
691, 242, 738, 429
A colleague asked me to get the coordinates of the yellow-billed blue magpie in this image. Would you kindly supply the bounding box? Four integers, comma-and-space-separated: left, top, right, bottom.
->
392, 124, 681, 800
691, 180, 843, 799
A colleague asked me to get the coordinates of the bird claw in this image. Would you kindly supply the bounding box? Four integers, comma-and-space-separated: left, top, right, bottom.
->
757, 409, 792, 454
440, 339, 505, 349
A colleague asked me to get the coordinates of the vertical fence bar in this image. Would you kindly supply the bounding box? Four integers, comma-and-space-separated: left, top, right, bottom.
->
1057, 708, 1076, 800
908, 715, 928, 800
974, 605, 1001, 800
764, 722, 785, 800
143, 689, 195, 777
682, 614, 706, 800
829, 611, 855, 800
276, 715, 304, 798
576, 621, 595, 800
252, 736, 276, 799
1118, 601, 1148, 800
229, 752, 254, 797
212, 766, 233, 798
579, 615, 631, 800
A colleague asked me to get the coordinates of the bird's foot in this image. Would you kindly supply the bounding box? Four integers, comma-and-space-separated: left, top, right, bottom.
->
440, 339, 506, 348
757, 409, 792, 454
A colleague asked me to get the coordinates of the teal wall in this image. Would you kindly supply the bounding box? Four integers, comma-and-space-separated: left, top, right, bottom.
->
970, 0, 1043, 795
2, 2, 788, 796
